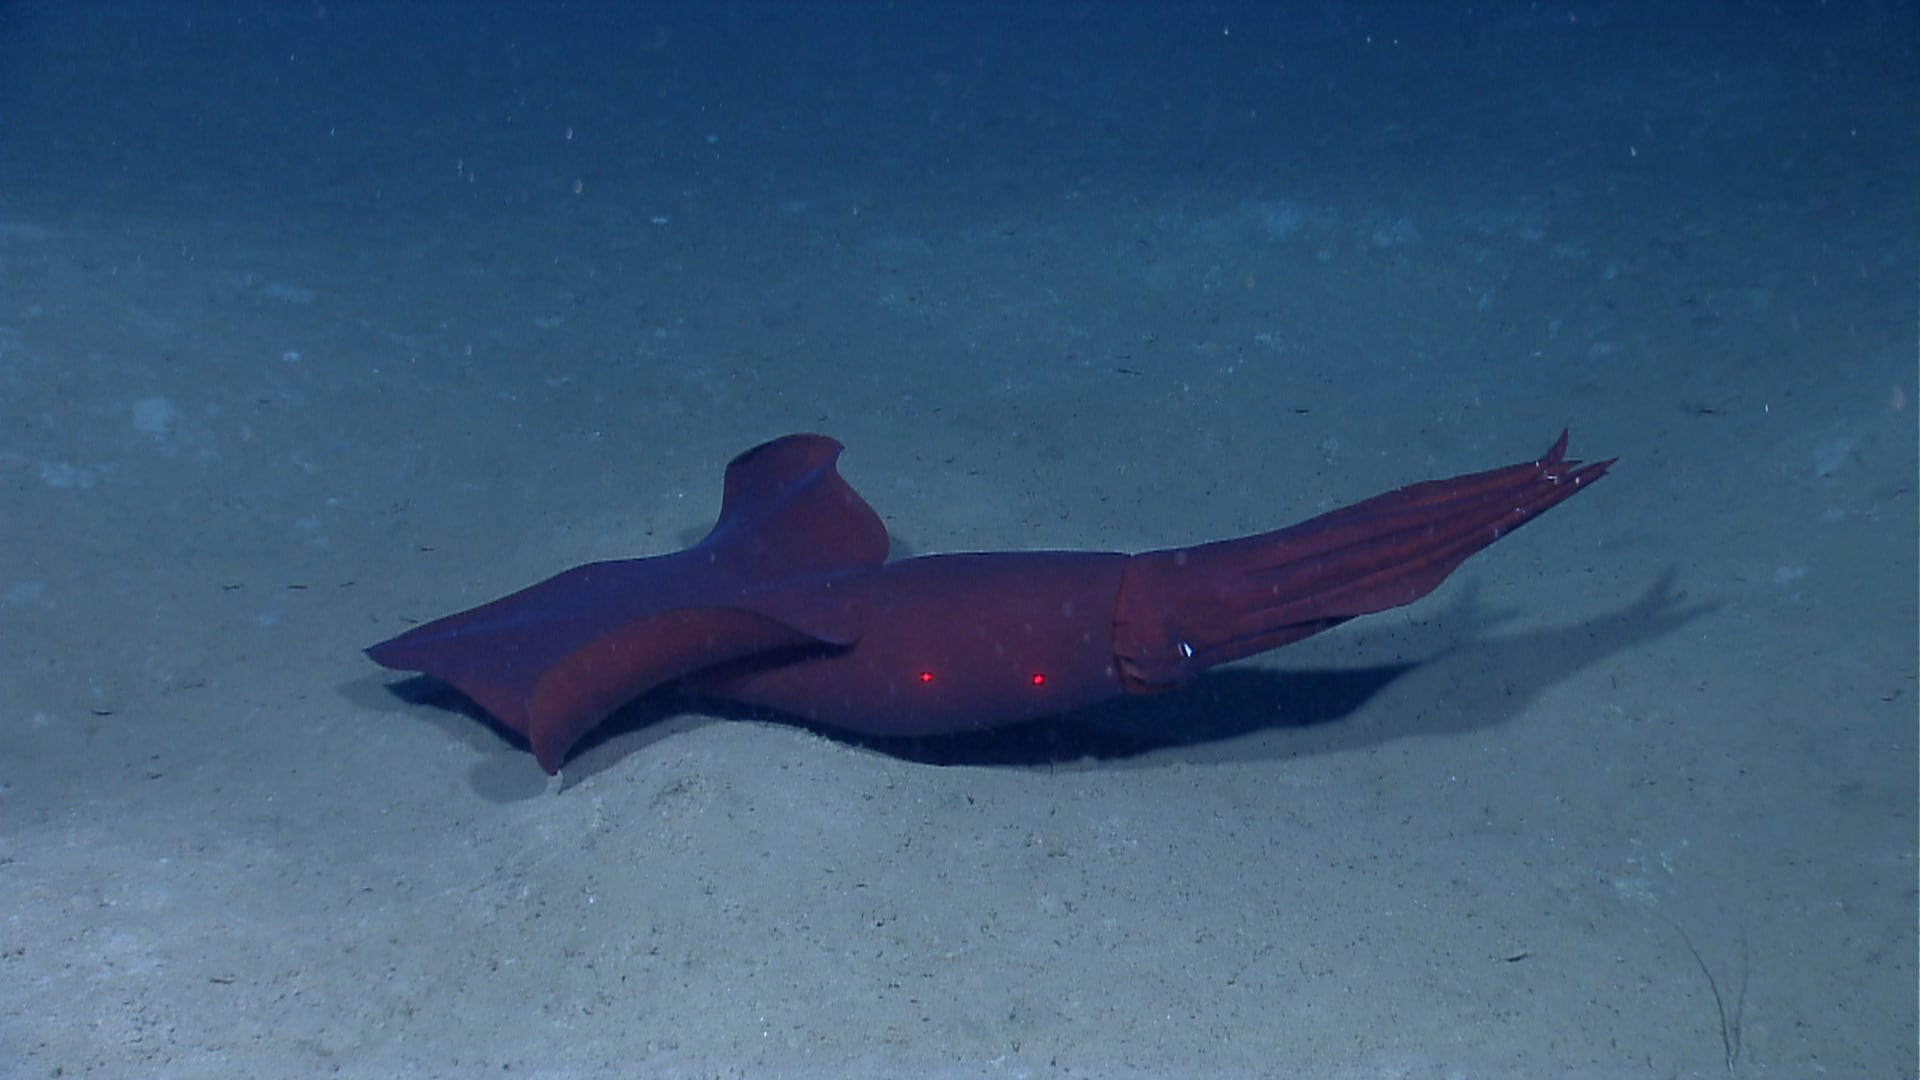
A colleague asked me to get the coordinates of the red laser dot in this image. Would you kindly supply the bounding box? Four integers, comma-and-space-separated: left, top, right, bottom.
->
1030, 673, 1046, 686
918, 671, 934, 684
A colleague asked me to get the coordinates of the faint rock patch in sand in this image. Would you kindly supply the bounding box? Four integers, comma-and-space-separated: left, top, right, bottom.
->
3, 580, 48, 607
131, 395, 181, 438
260, 282, 317, 304
37, 461, 97, 488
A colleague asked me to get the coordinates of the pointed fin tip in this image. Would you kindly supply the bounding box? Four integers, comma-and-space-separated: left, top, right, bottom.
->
707, 432, 889, 575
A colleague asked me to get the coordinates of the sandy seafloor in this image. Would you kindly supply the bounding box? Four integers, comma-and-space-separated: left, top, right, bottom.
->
1, 2, 1915, 1077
